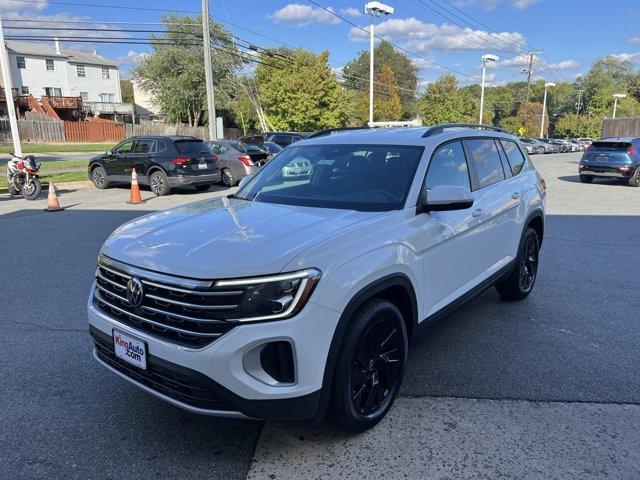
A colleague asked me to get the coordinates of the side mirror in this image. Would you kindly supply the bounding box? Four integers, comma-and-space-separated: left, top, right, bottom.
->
106, 150, 112, 155
238, 175, 254, 190
419, 185, 474, 213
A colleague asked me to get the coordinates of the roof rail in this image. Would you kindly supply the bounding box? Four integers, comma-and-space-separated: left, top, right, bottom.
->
306, 126, 370, 139
422, 123, 507, 138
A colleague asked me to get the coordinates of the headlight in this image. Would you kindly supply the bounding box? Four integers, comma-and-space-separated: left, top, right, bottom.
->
215, 268, 321, 322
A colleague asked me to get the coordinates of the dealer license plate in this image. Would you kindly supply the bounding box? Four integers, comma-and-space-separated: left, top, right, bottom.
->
113, 330, 147, 370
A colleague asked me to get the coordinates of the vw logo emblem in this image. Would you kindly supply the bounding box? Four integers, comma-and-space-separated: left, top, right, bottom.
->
126, 277, 144, 307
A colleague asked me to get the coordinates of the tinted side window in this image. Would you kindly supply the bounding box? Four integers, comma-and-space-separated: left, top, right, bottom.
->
114, 140, 135, 154
274, 134, 290, 145
500, 140, 525, 175
156, 140, 168, 153
425, 141, 470, 191
465, 139, 505, 188
134, 139, 154, 154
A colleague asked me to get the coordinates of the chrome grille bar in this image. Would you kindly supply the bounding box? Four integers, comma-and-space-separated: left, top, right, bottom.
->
144, 293, 238, 311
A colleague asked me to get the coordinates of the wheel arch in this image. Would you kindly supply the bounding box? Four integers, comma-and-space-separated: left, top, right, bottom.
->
525, 209, 544, 248
314, 273, 418, 421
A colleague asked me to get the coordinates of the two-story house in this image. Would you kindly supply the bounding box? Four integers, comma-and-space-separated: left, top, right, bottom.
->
2, 40, 132, 119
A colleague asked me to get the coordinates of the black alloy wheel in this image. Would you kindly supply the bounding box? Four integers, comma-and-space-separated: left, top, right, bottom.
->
330, 298, 408, 431
150, 170, 170, 196
495, 227, 540, 301
91, 166, 109, 189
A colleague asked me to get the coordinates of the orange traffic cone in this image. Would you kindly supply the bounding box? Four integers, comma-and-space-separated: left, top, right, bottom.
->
127, 168, 143, 204
44, 182, 62, 212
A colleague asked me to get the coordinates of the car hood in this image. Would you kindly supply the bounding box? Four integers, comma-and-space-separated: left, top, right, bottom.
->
101, 197, 383, 279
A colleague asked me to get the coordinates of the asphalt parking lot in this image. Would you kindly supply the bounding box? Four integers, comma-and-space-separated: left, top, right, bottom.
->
2, 152, 639, 480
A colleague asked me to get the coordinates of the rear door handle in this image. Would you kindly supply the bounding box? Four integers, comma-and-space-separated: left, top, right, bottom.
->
511, 192, 520, 200
472, 208, 483, 217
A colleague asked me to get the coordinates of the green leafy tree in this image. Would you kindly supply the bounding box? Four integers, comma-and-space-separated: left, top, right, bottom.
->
373, 65, 402, 121
343, 41, 418, 119
554, 114, 602, 138
120, 79, 134, 104
132, 15, 239, 126
417, 74, 475, 125
255, 49, 349, 131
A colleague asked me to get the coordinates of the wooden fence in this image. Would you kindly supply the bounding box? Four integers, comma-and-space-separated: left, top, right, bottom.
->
126, 122, 250, 140
64, 121, 125, 142
0, 119, 65, 142
601, 117, 640, 138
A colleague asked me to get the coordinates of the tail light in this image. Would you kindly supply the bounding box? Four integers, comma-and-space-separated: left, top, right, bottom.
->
584, 145, 592, 154
538, 177, 547, 191
628, 144, 635, 157
239, 155, 254, 166
171, 156, 190, 166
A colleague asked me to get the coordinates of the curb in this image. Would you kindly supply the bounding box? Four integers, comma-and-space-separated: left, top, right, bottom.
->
0, 179, 93, 194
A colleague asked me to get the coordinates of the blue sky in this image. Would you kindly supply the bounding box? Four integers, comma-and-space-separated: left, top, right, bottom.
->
3, 0, 640, 88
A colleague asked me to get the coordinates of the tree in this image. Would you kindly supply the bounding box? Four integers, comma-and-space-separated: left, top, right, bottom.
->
343, 41, 418, 119
417, 74, 475, 125
372, 65, 402, 121
579, 56, 637, 117
132, 15, 239, 126
120, 79, 134, 104
554, 114, 601, 138
255, 49, 349, 131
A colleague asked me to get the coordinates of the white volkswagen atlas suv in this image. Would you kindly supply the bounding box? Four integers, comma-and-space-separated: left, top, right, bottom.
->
88, 124, 546, 431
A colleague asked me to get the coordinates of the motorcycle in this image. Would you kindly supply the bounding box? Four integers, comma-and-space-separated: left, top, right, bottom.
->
6, 154, 42, 200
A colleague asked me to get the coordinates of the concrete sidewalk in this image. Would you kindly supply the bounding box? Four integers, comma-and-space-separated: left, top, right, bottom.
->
248, 396, 640, 480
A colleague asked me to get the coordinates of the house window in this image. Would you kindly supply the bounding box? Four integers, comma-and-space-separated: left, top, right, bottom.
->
80, 92, 89, 102
101, 67, 110, 79
16, 56, 26, 69
100, 93, 115, 103
45, 87, 62, 96
76, 64, 86, 77
21, 86, 29, 95
46, 59, 54, 71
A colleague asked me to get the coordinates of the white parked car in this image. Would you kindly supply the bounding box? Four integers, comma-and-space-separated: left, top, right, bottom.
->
88, 124, 546, 431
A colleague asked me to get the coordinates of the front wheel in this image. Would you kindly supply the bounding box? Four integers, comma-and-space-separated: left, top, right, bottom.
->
91, 166, 110, 189
495, 227, 539, 301
329, 298, 407, 432
22, 178, 41, 200
149, 170, 171, 196
221, 168, 237, 187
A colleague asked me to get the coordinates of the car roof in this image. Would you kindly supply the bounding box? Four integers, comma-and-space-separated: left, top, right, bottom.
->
297, 126, 519, 147
128, 135, 202, 141
597, 136, 639, 143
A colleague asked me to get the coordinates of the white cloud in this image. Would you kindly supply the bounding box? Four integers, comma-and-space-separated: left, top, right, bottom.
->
0, 0, 48, 11
268, 3, 340, 26
511, 0, 537, 9
116, 50, 148, 66
349, 17, 526, 53
630, 37, 640, 44
547, 59, 580, 70
341, 6, 362, 17
612, 52, 640, 65
452, 0, 537, 10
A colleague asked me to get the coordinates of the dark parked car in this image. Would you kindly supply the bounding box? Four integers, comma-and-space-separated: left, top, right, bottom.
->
88, 136, 221, 196
205, 140, 269, 187
579, 137, 640, 186
536, 138, 562, 153
263, 141, 283, 157
519, 137, 546, 154
239, 131, 308, 148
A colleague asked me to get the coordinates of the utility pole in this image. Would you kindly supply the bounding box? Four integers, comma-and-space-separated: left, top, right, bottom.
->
540, 82, 555, 138
202, 0, 217, 140
0, 17, 22, 156
521, 52, 536, 131
575, 90, 583, 115
479, 54, 498, 125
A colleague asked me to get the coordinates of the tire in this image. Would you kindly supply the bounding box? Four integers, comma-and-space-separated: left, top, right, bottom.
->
22, 178, 41, 201
7, 182, 20, 196
329, 298, 408, 432
580, 175, 593, 184
91, 166, 110, 189
495, 227, 540, 301
149, 170, 171, 196
628, 168, 640, 187
221, 168, 237, 187
194, 184, 211, 192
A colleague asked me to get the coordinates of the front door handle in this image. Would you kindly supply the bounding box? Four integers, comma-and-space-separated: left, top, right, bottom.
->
472, 208, 483, 218
511, 192, 520, 200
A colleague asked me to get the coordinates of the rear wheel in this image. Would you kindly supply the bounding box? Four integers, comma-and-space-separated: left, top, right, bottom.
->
628, 168, 640, 187
580, 175, 593, 183
221, 168, 237, 187
91, 166, 110, 189
149, 170, 171, 196
194, 184, 211, 192
329, 298, 407, 432
495, 227, 539, 301
7, 182, 20, 196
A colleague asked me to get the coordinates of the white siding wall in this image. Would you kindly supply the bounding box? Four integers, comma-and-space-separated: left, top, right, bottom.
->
66, 63, 121, 102
7, 53, 121, 102
10, 54, 69, 97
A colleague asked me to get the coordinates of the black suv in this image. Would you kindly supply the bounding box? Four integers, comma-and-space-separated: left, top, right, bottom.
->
88, 136, 221, 196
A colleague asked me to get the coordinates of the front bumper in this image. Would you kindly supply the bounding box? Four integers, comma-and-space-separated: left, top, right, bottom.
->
168, 172, 222, 187
87, 284, 340, 420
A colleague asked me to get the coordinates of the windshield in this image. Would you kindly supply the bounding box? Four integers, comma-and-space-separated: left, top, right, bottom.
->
235, 144, 423, 211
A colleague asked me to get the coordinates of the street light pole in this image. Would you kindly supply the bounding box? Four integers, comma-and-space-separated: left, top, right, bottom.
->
202, 0, 217, 140
364, 2, 393, 126
540, 82, 555, 138
612, 93, 626, 119
479, 54, 498, 125
0, 17, 22, 156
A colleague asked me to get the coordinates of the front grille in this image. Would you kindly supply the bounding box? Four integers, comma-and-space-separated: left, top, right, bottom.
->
93, 256, 242, 348
91, 328, 232, 411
